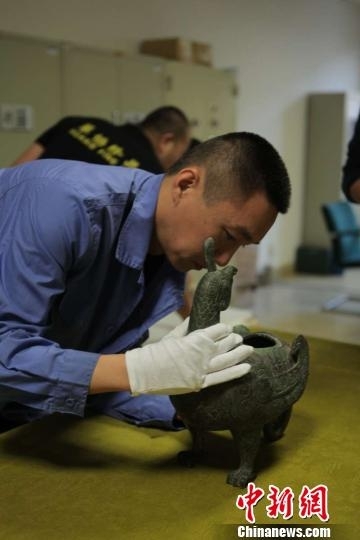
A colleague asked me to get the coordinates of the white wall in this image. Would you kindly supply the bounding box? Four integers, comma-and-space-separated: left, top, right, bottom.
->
1, 0, 359, 271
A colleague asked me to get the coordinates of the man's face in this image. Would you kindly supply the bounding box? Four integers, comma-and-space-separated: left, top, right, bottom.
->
155, 169, 278, 272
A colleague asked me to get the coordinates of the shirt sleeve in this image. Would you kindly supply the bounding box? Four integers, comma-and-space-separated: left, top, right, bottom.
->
342, 111, 360, 202
0, 178, 100, 418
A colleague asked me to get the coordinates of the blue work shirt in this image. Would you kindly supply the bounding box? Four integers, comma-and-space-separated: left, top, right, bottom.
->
0, 159, 185, 422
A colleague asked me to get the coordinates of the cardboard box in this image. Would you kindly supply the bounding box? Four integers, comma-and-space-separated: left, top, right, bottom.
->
140, 38, 213, 66
191, 41, 212, 66
140, 38, 192, 62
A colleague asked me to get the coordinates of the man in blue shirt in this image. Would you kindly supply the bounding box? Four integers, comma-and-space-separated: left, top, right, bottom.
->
0, 132, 291, 431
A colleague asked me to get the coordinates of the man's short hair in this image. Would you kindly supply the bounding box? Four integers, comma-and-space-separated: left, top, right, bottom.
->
167, 132, 291, 213
140, 106, 190, 139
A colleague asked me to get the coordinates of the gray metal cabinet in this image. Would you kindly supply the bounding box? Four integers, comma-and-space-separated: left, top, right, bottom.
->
0, 33, 238, 168
62, 49, 166, 124
117, 56, 165, 123
164, 60, 237, 141
0, 34, 62, 166
61, 45, 120, 121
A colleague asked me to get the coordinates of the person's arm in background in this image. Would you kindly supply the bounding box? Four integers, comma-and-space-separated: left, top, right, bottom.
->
177, 274, 193, 319
11, 142, 45, 165
349, 178, 360, 203
177, 288, 193, 319
342, 111, 360, 204
10, 117, 72, 166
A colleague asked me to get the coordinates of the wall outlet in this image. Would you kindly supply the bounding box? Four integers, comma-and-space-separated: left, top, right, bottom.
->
0, 104, 33, 131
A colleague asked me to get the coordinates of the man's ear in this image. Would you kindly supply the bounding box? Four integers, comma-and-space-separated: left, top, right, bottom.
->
159, 132, 176, 149
171, 167, 202, 204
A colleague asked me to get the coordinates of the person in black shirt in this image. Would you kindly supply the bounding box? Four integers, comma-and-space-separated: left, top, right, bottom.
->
12, 106, 193, 317
342, 109, 360, 203
12, 106, 191, 173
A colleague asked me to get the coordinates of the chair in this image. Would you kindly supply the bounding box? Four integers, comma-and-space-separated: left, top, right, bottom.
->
321, 201, 360, 313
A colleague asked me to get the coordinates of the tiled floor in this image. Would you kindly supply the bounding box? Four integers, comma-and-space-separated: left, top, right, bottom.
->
149, 268, 359, 346
232, 268, 360, 346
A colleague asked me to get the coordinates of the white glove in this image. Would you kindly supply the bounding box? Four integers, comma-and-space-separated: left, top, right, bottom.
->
125, 323, 253, 395
161, 317, 190, 340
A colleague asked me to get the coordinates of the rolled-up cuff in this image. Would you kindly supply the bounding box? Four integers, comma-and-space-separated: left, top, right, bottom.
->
87, 392, 184, 431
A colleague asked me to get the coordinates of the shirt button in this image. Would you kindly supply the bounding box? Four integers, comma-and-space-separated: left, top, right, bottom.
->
66, 398, 75, 408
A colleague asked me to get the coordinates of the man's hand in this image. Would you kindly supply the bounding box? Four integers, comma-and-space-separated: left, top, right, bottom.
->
125, 323, 253, 395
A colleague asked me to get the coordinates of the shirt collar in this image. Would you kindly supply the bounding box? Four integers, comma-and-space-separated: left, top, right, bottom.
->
115, 173, 164, 270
